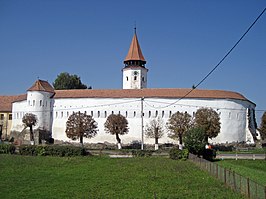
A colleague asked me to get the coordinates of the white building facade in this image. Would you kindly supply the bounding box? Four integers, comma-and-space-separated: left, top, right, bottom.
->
10, 31, 258, 145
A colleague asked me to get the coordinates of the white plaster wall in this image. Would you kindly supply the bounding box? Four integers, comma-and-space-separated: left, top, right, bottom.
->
27, 91, 53, 131
11, 100, 28, 131
49, 97, 256, 144
122, 67, 148, 89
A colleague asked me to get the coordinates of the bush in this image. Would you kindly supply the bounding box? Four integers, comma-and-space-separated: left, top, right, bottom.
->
183, 127, 207, 156
169, 148, 189, 160
131, 150, 153, 157
19, 145, 87, 157
0, 143, 16, 154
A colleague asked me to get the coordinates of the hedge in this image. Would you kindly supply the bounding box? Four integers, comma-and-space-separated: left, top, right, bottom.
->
0, 143, 16, 154
19, 145, 88, 157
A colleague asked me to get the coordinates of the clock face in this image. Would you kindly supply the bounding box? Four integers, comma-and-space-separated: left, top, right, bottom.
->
133, 71, 139, 75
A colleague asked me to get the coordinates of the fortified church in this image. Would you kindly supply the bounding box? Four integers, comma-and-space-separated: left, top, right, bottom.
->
1, 31, 259, 145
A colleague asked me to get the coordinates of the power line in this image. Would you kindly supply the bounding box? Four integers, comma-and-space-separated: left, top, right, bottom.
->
144, 7, 266, 109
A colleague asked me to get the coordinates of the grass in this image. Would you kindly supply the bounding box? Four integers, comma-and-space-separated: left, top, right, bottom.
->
217, 159, 266, 185
0, 155, 244, 199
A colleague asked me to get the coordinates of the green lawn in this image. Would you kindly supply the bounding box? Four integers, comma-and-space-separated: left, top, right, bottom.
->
0, 155, 244, 199
217, 160, 266, 185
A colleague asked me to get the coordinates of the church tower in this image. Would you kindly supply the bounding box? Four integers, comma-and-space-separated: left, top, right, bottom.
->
123, 29, 148, 89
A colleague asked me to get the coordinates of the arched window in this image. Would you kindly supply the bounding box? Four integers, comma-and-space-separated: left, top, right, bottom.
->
91, 111, 93, 117
149, 111, 151, 118
40, 100, 42, 107
155, 110, 158, 117
169, 111, 172, 117
98, 111, 100, 118
134, 111, 136, 117
162, 111, 164, 118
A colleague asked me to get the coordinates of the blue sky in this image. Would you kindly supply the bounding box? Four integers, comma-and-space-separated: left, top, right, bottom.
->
0, 0, 265, 122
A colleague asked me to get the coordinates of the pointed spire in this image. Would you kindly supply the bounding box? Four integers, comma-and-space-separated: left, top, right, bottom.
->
124, 29, 146, 63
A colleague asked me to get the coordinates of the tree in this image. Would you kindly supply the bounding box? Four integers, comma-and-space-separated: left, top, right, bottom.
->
167, 111, 193, 149
259, 112, 266, 140
65, 111, 98, 145
194, 108, 221, 142
183, 127, 207, 156
104, 114, 129, 149
22, 113, 38, 145
53, 72, 91, 90
145, 117, 165, 150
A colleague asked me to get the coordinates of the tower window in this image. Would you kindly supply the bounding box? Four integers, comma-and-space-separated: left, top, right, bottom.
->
142, 77, 145, 82
134, 76, 137, 81
126, 76, 129, 81
33, 100, 35, 106
40, 100, 42, 107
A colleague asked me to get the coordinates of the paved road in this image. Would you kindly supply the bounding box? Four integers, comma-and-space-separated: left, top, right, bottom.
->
217, 153, 266, 160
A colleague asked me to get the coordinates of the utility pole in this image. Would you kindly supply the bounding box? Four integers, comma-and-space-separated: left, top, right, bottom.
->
141, 97, 144, 150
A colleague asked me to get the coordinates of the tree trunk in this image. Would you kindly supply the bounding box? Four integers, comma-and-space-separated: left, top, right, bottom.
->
116, 133, 121, 149
80, 135, 83, 146
178, 134, 183, 150
29, 125, 35, 144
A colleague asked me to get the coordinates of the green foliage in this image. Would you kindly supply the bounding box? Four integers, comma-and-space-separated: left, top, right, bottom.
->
0, 144, 16, 154
0, 156, 244, 198
18, 145, 87, 156
131, 149, 153, 157
169, 148, 189, 160
53, 72, 90, 90
259, 111, 266, 140
184, 127, 207, 155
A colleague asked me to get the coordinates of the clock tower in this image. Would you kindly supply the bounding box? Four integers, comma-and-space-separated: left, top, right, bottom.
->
122, 29, 148, 89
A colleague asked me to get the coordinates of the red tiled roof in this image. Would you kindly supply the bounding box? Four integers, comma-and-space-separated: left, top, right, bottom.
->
0, 88, 254, 112
0, 94, 26, 112
27, 80, 54, 93
124, 32, 146, 62
54, 88, 250, 102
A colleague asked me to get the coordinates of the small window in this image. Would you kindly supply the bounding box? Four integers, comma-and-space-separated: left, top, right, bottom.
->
155, 111, 158, 117
84, 111, 87, 115
169, 111, 172, 117
149, 111, 151, 118
98, 111, 100, 118
118, 111, 120, 115
33, 100, 35, 106
126, 76, 129, 81
133, 111, 136, 117
162, 111, 164, 118
142, 77, 145, 82
61, 112, 63, 118
67, 112, 69, 117
8, 114, 12, 120
40, 100, 42, 107
112, 111, 114, 115
28, 100, 30, 106
125, 111, 128, 118
56, 112, 58, 118
134, 76, 137, 81
0, 114, 4, 120
105, 111, 107, 118
229, 112, 231, 119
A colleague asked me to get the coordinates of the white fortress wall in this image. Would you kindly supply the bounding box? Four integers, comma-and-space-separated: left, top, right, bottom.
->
50, 96, 255, 144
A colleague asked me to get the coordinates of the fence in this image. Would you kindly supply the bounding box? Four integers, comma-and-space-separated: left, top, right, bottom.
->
189, 153, 266, 199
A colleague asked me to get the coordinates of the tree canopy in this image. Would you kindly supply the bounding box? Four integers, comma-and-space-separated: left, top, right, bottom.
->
167, 111, 193, 145
53, 72, 91, 90
259, 111, 266, 140
22, 113, 38, 144
104, 114, 129, 148
194, 108, 221, 142
65, 111, 98, 145
145, 117, 165, 145
184, 127, 207, 156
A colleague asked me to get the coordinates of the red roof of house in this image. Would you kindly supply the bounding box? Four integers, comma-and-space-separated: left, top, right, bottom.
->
27, 80, 54, 93
0, 94, 26, 112
124, 32, 146, 62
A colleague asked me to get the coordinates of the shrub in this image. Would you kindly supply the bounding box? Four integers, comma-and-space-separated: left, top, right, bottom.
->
0, 143, 16, 154
169, 148, 189, 160
131, 150, 153, 157
19, 145, 87, 157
